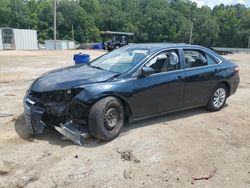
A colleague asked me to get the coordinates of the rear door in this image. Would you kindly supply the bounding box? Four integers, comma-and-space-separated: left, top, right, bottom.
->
181, 48, 220, 107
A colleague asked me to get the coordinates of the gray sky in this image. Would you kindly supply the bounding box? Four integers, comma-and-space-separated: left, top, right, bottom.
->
190, 0, 250, 7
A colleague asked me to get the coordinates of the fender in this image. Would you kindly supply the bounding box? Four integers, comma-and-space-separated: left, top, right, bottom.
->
74, 79, 134, 108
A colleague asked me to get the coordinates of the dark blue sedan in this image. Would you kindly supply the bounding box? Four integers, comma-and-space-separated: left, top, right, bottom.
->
23, 44, 240, 145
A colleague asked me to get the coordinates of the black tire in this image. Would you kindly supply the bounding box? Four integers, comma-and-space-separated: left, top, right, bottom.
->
88, 97, 125, 141
114, 44, 121, 49
206, 84, 228, 111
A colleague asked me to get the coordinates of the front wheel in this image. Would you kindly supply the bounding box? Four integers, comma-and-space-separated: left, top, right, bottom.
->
206, 84, 228, 111
88, 97, 125, 141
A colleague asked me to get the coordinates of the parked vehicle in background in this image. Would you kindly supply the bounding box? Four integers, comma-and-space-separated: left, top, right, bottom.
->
23, 43, 240, 145
101, 31, 134, 51
209, 47, 233, 55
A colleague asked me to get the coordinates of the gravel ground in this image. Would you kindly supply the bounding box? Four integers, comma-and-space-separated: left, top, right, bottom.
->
0, 50, 249, 188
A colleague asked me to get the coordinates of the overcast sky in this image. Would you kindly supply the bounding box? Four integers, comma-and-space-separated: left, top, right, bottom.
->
190, 0, 250, 8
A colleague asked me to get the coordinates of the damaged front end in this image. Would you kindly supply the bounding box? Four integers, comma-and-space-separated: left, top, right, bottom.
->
23, 88, 90, 145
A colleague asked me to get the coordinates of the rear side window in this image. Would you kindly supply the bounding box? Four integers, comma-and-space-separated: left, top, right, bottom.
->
184, 49, 217, 68
206, 54, 217, 65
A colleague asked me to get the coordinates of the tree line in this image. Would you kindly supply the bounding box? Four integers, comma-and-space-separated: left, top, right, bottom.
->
0, 0, 250, 47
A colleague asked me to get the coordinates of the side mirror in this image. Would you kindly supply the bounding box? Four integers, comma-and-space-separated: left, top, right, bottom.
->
141, 67, 155, 77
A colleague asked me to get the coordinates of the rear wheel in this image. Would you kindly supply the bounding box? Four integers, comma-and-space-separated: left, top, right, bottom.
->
88, 97, 125, 141
207, 84, 228, 111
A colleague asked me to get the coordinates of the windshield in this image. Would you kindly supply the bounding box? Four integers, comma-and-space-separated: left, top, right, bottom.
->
90, 46, 150, 74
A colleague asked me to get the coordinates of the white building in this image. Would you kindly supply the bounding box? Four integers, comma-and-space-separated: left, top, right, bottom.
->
0, 28, 38, 50
45, 40, 75, 50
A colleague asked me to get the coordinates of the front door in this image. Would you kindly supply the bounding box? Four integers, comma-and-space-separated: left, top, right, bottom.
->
129, 49, 185, 118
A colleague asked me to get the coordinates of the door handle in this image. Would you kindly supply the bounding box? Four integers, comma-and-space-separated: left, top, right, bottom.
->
214, 68, 218, 72
176, 75, 183, 80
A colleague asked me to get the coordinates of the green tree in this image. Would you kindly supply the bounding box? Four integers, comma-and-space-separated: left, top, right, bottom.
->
0, 0, 249, 47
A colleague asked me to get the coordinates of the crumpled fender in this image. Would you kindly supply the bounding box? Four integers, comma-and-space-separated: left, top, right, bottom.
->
74, 80, 134, 106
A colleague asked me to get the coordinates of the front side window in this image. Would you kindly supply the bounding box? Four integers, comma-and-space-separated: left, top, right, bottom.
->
145, 50, 180, 74
90, 46, 149, 74
184, 49, 217, 68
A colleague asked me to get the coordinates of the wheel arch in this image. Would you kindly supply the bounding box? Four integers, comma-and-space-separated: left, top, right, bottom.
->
217, 81, 231, 97
206, 81, 231, 105
91, 94, 133, 121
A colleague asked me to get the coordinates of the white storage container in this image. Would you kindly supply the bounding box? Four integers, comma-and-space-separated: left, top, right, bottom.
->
45, 40, 74, 50
13, 29, 38, 50
67, 41, 75, 49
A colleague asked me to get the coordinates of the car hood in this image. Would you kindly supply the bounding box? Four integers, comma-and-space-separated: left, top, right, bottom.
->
30, 65, 118, 92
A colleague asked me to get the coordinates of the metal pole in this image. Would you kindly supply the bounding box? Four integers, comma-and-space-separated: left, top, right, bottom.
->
72, 24, 74, 41
53, 0, 57, 50
189, 21, 193, 44
248, 36, 250, 49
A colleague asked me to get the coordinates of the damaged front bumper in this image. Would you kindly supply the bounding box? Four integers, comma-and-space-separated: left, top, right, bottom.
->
23, 95, 89, 145
23, 96, 46, 135
55, 122, 89, 146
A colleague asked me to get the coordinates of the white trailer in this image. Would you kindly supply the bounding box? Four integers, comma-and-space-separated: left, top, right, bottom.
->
13, 29, 38, 50
0, 28, 38, 50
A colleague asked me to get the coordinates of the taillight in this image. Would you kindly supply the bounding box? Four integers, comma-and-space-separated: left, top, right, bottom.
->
234, 67, 239, 74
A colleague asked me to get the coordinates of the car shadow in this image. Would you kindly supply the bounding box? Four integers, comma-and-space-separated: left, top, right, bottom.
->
14, 106, 226, 148
121, 107, 209, 134
15, 114, 74, 147
14, 113, 108, 148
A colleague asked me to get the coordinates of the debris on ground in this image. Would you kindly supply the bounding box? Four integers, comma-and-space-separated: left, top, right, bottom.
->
0, 81, 12, 84
0, 170, 9, 175
24, 79, 35, 82
4, 94, 16, 96
191, 169, 217, 184
0, 113, 14, 118
115, 148, 140, 163
11, 117, 17, 122
18, 175, 38, 187
123, 169, 132, 179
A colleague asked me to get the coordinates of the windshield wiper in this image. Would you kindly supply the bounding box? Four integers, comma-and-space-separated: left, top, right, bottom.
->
88, 64, 120, 74
88, 65, 106, 71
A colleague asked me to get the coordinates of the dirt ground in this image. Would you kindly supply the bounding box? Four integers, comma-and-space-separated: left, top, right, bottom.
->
0, 50, 249, 188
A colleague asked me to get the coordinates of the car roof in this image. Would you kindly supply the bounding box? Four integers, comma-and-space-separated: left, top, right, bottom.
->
128, 43, 203, 51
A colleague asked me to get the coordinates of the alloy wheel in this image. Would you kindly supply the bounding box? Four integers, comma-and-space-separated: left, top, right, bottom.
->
213, 88, 226, 108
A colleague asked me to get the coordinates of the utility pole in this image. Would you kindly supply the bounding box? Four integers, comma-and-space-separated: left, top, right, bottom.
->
53, 0, 57, 50
248, 36, 250, 54
248, 36, 250, 49
72, 24, 74, 41
189, 20, 193, 44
